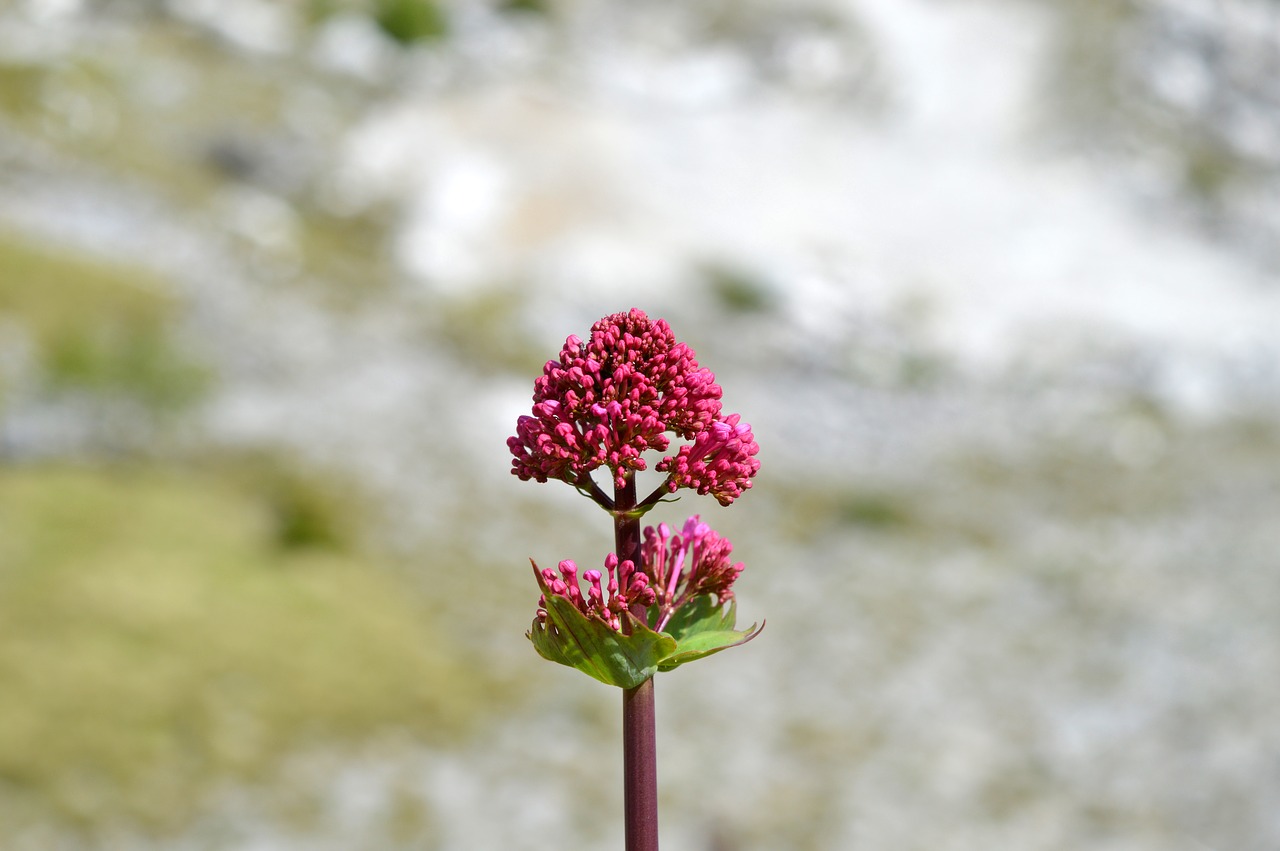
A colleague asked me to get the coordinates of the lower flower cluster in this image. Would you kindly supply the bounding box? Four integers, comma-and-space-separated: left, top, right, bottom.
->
527, 514, 761, 687
642, 515, 744, 631
534, 515, 744, 633
534, 554, 656, 632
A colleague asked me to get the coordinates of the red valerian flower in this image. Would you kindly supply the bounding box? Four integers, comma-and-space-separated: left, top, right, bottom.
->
535, 515, 745, 635
508, 308, 759, 506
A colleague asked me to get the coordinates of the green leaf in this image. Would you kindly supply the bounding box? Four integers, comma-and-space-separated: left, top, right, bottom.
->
661, 595, 737, 640
654, 595, 763, 673
656, 621, 764, 672
527, 595, 677, 689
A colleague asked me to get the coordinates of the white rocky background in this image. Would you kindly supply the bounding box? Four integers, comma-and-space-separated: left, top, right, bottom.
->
1, 0, 1278, 848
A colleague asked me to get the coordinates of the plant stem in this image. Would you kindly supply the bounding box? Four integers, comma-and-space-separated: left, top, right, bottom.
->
623, 678, 659, 851
614, 475, 659, 851
613, 475, 643, 575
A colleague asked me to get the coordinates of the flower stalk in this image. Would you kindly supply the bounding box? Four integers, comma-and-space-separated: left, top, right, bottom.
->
615, 473, 659, 850
622, 676, 659, 851
511, 308, 763, 851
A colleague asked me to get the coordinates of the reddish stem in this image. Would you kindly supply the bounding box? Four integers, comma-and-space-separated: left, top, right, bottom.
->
623, 678, 659, 851
614, 476, 644, 585
614, 475, 659, 851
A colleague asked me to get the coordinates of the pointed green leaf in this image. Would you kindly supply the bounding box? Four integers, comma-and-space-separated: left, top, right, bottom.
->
656, 620, 764, 672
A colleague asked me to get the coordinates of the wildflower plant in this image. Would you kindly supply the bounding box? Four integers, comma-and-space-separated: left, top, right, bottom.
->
509, 308, 762, 850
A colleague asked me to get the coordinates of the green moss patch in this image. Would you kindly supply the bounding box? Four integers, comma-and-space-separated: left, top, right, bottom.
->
0, 464, 494, 834
0, 232, 207, 410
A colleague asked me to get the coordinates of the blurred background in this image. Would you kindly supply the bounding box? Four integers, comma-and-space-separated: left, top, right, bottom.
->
1, 0, 1278, 848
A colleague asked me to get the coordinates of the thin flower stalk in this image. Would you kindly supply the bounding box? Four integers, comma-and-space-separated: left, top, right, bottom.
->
510, 307, 763, 851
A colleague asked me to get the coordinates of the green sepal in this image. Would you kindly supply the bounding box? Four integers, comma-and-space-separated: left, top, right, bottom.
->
528, 592, 678, 690
656, 596, 763, 673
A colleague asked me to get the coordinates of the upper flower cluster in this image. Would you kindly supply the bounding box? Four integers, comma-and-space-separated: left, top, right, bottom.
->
508, 308, 760, 505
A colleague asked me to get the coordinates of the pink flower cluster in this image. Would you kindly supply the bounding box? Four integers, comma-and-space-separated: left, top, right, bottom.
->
535, 516, 744, 633
656, 414, 759, 506
534, 555, 657, 632
642, 516, 744, 631
508, 308, 759, 504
